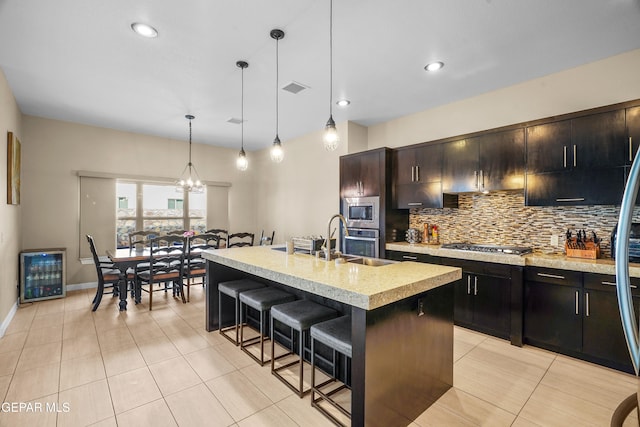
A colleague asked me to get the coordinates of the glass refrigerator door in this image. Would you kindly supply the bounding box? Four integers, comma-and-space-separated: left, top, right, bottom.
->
20, 249, 66, 303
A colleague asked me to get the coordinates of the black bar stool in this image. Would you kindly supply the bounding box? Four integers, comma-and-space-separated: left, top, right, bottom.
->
239, 287, 296, 365
310, 315, 352, 427
218, 279, 265, 345
270, 300, 337, 397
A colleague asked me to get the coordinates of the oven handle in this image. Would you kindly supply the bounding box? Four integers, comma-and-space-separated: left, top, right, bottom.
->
344, 236, 379, 242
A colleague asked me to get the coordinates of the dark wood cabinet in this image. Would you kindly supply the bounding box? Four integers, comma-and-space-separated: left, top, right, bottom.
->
443, 129, 524, 193
627, 106, 640, 165
340, 150, 383, 198
385, 250, 441, 265
571, 110, 626, 169
526, 120, 572, 174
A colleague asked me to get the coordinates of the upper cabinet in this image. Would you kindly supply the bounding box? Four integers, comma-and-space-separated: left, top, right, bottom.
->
627, 106, 640, 166
442, 128, 525, 194
340, 150, 383, 198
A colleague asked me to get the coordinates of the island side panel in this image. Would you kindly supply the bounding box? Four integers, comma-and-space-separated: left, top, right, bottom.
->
206, 260, 247, 331
351, 283, 454, 427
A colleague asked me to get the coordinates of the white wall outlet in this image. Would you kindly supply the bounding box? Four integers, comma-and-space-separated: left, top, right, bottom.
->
550, 235, 559, 246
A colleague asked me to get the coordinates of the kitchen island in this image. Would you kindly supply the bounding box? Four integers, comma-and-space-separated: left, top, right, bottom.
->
203, 246, 461, 427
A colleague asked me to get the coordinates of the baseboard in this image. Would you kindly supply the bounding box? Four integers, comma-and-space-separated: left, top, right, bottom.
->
0, 300, 18, 338
67, 282, 98, 292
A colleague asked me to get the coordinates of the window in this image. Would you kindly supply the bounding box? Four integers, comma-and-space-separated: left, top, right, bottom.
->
118, 197, 129, 209
116, 182, 206, 248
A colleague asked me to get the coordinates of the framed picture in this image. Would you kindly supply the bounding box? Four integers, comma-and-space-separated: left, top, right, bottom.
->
7, 131, 21, 205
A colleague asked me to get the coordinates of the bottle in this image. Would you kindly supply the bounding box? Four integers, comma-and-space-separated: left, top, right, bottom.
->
432, 225, 439, 243
423, 223, 429, 244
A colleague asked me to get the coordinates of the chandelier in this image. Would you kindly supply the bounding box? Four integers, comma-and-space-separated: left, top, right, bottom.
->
176, 114, 204, 193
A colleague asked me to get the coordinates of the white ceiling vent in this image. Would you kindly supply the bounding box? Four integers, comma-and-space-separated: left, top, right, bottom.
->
282, 81, 309, 94
226, 117, 244, 124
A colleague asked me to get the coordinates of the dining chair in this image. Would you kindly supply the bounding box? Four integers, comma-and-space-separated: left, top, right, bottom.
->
134, 235, 186, 310
167, 229, 189, 236
183, 233, 220, 301
227, 232, 255, 248
128, 230, 157, 249
259, 230, 275, 246
86, 234, 123, 311
206, 229, 228, 247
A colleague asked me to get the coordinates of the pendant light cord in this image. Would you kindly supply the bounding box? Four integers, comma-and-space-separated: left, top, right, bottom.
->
188, 118, 193, 166
241, 66, 244, 150
275, 36, 279, 136
329, 0, 333, 117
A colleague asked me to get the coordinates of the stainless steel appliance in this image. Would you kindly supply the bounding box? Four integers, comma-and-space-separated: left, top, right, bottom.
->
342, 196, 379, 229
611, 223, 640, 262
344, 228, 380, 258
440, 242, 533, 255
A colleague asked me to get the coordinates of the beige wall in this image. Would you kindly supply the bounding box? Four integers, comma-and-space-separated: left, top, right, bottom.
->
368, 49, 640, 149
0, 69, 22, 329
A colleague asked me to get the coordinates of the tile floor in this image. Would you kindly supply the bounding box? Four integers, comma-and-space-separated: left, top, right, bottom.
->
0, 286, 638, 427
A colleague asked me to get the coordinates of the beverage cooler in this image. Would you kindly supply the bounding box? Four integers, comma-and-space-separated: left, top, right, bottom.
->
19, 248, 66, 303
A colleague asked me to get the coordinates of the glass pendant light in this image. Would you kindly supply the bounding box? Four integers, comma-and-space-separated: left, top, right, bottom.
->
176, 115, 204, 193
270, 29, 285, 163
322, 0, 339, 151
236, 60, 249, 171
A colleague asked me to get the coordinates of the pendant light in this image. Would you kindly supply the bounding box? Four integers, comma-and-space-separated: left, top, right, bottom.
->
322, 0, 339, 151
176, 115, 204, 193
270, 29, 285, 163
236, 60, 249, 171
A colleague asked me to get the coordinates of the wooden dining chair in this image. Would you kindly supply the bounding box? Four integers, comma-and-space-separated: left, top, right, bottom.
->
128, 230, 157, 249
86, 235, 123, 311
206, 229, 228, 246
167, 229, 189, 236
134, 235, 186, 310
259, 230, 275, 246
227, 232, 255, 248
183, 233, 220, 301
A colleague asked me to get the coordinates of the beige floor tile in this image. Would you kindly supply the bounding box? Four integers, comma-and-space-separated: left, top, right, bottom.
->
4, 308, 36, 335
128, 319, 166, 343
184, 346, 236, 382
511, 417, 543, 427
136, 335, 181, 365
63, 308, 95, 325
57, 379, 114, 427
107, 366, 162, 414
62, 319, 98, 341
24, 325, 62, 348
92, 311, 126, 332
0, 374, 12, 401
87, 416, 118, 427
196, 328, 229, 346
0, 331, 27, 354
61, 332, 101, 361
156, 316, 191, 335
165, 383, 235, 427
15, 341, 61, 372
6, 362, 60, 402
35, 299, 66, 316
239, 363, 294, 403
102, 346, 147, 377
115, 398, 177, 427
166, 329, 209, 355
148, 356, 202, 396
59, 353, 106, 391
0, 350, 20, 376
30, 312, 64, 330
181, 312, 205, 330
215, 340, 256, 370
0, 392, 58, 427
96, 324, 136, 353
519, 383, 616, 427
206, 371, 272, 421
275, 394, 335, 427
237, 405, 299, 427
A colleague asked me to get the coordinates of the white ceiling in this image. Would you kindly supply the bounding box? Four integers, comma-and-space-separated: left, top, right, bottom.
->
1, 0, 640, 152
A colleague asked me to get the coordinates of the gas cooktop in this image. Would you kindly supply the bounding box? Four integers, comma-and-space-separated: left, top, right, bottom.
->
440, 243, 533, 256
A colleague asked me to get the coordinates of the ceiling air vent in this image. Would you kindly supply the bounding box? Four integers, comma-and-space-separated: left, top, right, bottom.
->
226, 117, 243, 124
282, 81, 309, 94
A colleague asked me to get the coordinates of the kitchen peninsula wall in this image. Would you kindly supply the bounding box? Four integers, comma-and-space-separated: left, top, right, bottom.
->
409, 190, 640, 256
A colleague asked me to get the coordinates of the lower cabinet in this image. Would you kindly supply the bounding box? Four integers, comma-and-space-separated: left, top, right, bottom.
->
385, 250, 441, 264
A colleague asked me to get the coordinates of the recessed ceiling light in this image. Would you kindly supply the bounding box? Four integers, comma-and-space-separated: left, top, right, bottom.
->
131, 22, 158, 38
336, 99, 351, 107
424, 61, 444, 72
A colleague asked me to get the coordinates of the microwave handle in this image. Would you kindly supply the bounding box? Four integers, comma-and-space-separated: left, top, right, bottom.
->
344, 236, 378, 242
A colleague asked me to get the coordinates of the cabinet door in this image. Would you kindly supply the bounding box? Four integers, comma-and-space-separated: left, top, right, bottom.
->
340, 150, 381, 198
572, 110, 626, 169
393, 148, 417, 186
478, 129, 525, 191
526, 120, 572, 174
442, 138, 479, 193
472, 273, 511, 338
395, 182, 443, 209
415, 144, 442, 183
627, 106, 640, 165
454, 274, 474, 326
524, 281, 582, 352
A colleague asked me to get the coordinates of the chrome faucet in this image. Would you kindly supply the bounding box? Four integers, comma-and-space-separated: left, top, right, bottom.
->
325, 214, 350, 261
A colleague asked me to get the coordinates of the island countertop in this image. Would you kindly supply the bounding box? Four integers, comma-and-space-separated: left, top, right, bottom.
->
203, 246, 461, 310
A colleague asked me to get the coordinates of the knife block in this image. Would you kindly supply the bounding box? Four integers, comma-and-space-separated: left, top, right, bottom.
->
565, 240, 600, 259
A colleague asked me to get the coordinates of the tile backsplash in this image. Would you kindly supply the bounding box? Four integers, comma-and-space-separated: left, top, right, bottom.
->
409, 190, 640, 257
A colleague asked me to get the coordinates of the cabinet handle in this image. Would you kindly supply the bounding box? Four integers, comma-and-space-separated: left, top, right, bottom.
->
467, 276, 471, 295
474, 170, 479, 189
402, 255, 418, 260
474, 276, 478, 295
575, 290, 579, 315
585, 292, 590, 317
563, 145, 567, 168
573, 145, 577, 167
537, 272, 565, 280
556, 198, 585, 202
630, 137, 634, 162
411, 166, 415, 182
602, 281, 637, 289
407, 202, 423, 206
416, 165, 420, 182
480, 170, 485, 190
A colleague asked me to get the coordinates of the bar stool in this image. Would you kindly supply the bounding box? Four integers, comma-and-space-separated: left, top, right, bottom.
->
239, 287, 296, 365
270, 300, 338, 397
310, 315, 352, 427
218, 279, 265, 345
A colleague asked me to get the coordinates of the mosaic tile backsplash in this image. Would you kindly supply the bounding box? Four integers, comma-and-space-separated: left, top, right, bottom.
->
409, 191, 640, 258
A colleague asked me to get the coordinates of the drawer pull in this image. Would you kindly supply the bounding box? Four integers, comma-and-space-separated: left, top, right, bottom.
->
585, 292, 590, 317
602, 281, 637, 289
573, 144, 577, 167
407, 202, 423, 206
467, 276, 471, 295
474, 276, 478, 295
555, 198, 585, 202
402, 255, 417, 260
563, 145, 567, 168
575, 291, 579, 315
537, 272, 565, 280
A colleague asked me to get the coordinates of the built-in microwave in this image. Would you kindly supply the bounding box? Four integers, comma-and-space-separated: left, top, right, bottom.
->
342, 196, 380, 229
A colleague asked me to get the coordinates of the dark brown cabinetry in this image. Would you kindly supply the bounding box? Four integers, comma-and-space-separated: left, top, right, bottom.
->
340, 150, 383, 198
442, 128, 524, 194
385, 250, 441, 264
627, 106, 640, 165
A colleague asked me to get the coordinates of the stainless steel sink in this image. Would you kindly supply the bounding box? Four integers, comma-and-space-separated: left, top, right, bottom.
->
347, 257, 398, 267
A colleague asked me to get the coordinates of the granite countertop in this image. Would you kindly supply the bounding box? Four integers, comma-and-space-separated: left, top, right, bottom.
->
203, 246, 461, 311
386, 242, 640, 277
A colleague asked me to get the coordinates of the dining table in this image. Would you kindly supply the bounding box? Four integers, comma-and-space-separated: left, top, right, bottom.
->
106, 247, 150, 310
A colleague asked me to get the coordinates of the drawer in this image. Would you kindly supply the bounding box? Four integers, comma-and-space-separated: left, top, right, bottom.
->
584, 273, 640, 295
444, 259, 513, 279
525, 267, 582, 287
386, 251, 441, 264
